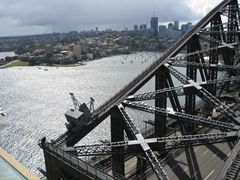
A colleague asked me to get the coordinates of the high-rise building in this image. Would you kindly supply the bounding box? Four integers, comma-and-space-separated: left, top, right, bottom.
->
174, 21, 179, 30
73, 45, 82, 60
151, 17, 158, 37
95, 27, 99, 35
187, 22, 193, 29
134, 25, 138, 31
181, 22, 193, 35
139, 24, 147, 31
159, 25, 167, 38
168, 23, 174, 30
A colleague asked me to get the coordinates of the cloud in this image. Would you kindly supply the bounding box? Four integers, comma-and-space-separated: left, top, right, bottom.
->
0, 0, 221, 36
187, 0, 221, 16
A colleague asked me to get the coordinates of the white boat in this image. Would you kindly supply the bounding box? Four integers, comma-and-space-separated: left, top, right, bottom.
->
0, 111, 6, 116
77, 61, 87, 66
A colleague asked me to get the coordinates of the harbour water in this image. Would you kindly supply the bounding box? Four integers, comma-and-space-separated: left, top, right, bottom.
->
0, 51, 16, 60
0, 52, 164, 176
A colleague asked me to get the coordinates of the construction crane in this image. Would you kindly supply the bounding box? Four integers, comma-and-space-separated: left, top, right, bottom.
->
66, 93, 94, 133
69, 93, 95, 112
69, 92, 82, 111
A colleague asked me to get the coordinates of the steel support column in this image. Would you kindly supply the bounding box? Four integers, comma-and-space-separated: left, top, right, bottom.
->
155, 66, 167, 141
111, 107, 125, 177
209, 13, 221, 95
220, 2, 238, 96
136, 156, 147, 180
185, 35, 198, 132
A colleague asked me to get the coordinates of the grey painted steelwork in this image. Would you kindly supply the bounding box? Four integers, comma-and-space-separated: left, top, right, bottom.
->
72, 132, 238, 156
40, 0, 240, 179
123, 101, 239, 131
118, 104, 168, 180
171, 61, 240, 72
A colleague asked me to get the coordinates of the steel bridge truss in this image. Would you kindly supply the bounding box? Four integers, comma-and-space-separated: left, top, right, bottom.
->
73, 132, 238, 156
40, 0, 240, 180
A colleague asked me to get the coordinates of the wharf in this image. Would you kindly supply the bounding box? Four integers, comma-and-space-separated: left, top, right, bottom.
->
0, 148, 39, 180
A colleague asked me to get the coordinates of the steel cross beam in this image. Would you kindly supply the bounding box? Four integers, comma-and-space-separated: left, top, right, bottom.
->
217, 140, 240, 179
200, 21, 230, 32
118, 104, 169, 180
73, 132, 238, 156
126, 76, 240, 102
169, 42, 239, 62
171, 61, 240, 71
165, 64, 240, 125
202, 31, 240, 34
224, 151, 240, 179
198, 33, 239, 50
122, 101, 239, 131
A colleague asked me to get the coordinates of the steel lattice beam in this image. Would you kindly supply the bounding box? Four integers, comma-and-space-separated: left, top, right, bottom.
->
44, 1, 240, 180
122, 101, 239, 131
165, 64, 240, 125
50, 0, 236, 148
118, 104, 169, 180
73, 132, 238, 156
126, 76, 240, 102
171, 61, 240, 72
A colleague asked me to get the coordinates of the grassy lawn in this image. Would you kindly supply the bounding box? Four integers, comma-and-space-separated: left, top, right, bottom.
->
5, 60, 30, 68
5, 61, 81, 68
43, 63, 80, 67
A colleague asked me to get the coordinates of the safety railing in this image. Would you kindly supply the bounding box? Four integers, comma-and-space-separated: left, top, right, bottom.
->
41, 142, 125, 180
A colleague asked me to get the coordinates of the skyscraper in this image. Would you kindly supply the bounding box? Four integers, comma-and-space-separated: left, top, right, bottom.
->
140, 24, 147, 31
134, 25, 138, 31
151, 17, 158, 37
174, 21, 179, 30
181, 22, 193, 35
168, 23, 174, 30
159, 25, 167, 38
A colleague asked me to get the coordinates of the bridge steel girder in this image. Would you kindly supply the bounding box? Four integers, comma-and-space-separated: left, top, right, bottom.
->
73, 132, 238, 156
220, 0, 239, 96
123, 101, 238, 131
40, 142, 116, 180
209, 13, 222, 95
111, 107, 125, 177
185, 35, 200, 132
171, 61, 240, 72
44, 1, 240, 180
118, 104, 169, 180
155, 66, 167, 148
166, 65, 239, 125
52, 0, 234, 148
126, 76, 240, 102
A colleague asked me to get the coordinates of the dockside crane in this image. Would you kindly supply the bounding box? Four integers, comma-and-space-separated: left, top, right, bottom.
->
65, 93, 95, 133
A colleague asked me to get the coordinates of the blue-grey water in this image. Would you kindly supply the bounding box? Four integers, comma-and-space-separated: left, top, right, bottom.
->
0, 51, 16, 59
0, 52, 169, 176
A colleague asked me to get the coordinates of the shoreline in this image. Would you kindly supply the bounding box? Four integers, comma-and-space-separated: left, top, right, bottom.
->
1, 51, 163, 69
0, 60, 85, 69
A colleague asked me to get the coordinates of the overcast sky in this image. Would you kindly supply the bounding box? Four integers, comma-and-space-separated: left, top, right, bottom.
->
0, 0, 221, 36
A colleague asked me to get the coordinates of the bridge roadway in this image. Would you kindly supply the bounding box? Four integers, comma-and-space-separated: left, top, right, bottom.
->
154, 136, 234, 180
57, 0, 233, 146
129, 101, 240, 180
95, 128, 235, 180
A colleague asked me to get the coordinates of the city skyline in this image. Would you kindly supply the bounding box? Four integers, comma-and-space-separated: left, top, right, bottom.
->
0, 0, 221, 36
